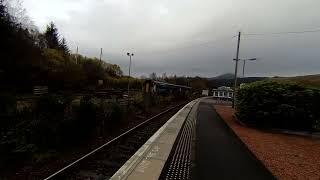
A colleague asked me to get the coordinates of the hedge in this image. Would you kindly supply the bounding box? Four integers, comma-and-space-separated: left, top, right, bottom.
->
236, 80, 320, 131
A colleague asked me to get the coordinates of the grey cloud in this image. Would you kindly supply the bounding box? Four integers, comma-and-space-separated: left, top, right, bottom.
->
24, 0, 320, 77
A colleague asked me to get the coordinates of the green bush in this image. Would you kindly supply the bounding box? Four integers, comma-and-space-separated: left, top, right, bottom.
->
71, 95, 99, 135
0, 93, 16, 114
0, 94, 129, 168
108, 102, 123, 123
132, 94, 145, 110
98, 101, 123, 124
27, 95, 73, 147
0, 95, 72, 167
0, 94, 17, 133
236, 80, 320, 131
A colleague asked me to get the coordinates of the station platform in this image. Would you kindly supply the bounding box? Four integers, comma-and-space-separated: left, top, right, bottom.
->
110, 98, 275, 180
194, 98, 275, 180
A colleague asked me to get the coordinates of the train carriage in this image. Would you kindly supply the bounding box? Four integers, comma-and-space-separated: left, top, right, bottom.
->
143, 79, 191, 95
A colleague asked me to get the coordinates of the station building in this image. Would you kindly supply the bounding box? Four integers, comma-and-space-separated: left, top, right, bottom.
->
212, 86, 233, 100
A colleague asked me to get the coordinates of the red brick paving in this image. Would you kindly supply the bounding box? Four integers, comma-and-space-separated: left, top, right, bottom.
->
214, 105, 320, 180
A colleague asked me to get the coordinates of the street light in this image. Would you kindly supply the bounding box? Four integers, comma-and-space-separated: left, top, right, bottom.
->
232, 56, 257, 108
233, 58, 257, 77
127, 52, 134, 103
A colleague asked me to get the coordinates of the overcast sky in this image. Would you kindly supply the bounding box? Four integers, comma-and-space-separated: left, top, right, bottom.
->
23, 0, 320, 77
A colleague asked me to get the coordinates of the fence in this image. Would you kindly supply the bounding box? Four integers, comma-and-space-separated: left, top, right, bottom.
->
33, 86, 48, 95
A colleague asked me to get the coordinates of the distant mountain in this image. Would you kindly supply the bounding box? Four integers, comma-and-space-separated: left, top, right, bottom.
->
207, 75, 267, 88
207, 73, 320, 89
209, 73, 234, 80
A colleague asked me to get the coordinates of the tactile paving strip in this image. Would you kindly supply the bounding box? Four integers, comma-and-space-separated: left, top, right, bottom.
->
159, 103, 197, 180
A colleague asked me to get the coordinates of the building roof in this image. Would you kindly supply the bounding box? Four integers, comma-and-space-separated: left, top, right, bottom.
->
212, 86, 233, 92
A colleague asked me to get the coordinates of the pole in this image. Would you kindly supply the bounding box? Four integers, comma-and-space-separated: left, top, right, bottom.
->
232, 32, 241, 108
76, 46, 78, 64
242, 60, 246, 77
128, 56, 131, 95
99, 48, 102, 64
127, 55, 132, 105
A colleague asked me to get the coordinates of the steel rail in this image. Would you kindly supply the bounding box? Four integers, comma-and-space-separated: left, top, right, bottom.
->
44, 103, 185, 180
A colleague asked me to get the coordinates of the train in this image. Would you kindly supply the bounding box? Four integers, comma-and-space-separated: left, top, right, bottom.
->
143, 79, 192, 95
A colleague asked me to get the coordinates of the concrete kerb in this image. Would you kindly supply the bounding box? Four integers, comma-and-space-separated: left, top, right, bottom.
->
110, 98, 201, 180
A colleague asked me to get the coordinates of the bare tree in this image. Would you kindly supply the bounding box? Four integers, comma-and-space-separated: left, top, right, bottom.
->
140, 75, 147, 79
149, 72, 157, 80
5, 0, 36, 30
161, 72, 167, 81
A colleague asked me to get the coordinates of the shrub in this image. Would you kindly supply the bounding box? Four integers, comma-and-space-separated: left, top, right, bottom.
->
132, 94, 145, 110
0, 94, 17, 133
0, 95, 128, 168
73, 95, 99, 135
29, 95, 74, 147
0, 95, 72, 167
0, 93, 16, 114
236, 80, 320, 131
98, 101, 123, 125
108, 102, 123, 123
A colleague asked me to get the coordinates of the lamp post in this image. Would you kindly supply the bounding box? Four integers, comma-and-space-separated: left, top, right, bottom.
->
235, 58, 257, 77
232, 57, 257, 108
127, 52, 134, 104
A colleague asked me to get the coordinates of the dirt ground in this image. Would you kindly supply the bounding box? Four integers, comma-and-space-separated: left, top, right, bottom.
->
214, 105, 320, 180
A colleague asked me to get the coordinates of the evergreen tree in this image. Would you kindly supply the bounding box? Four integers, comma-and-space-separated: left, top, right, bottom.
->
59, 37, 69, 54
44, 22, 60, 49
0, 0, 43, 90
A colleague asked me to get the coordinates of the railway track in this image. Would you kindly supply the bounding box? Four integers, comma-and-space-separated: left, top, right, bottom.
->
44, 103, 185, 180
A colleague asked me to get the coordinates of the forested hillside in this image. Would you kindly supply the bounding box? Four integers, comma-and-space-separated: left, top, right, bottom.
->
0, 1, 140, 93
208, 76, 267, 88
272, 74, 320, 88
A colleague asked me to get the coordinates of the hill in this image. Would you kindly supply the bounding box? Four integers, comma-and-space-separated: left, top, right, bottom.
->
272, 74, 320, 88
208, 76, 267, 88
207, 74, 320, 89
210, 73, 234, 80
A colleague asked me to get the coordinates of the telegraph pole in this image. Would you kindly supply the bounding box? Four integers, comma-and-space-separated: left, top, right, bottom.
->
99, 48, 103, 64
242, 60, 246, 77
232, 32, 241, 108
76, 46, 78, 64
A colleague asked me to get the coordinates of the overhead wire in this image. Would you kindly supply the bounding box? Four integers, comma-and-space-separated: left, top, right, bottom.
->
121, 28, 320, 57
137, 35, 236, 55
137, 27, 320, 55
243, 28, 320, 36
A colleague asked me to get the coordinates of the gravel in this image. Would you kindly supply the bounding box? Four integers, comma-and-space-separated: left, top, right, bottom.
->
214, 105, 320, 180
